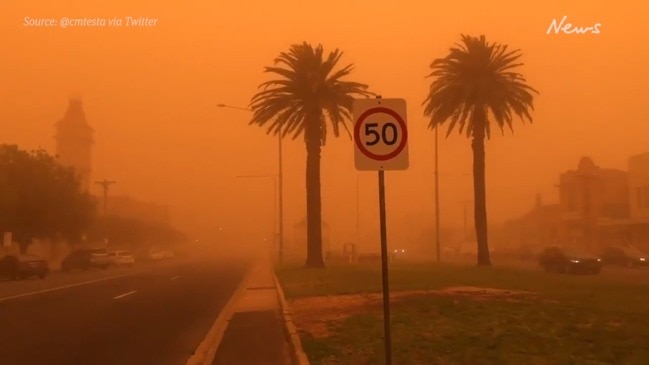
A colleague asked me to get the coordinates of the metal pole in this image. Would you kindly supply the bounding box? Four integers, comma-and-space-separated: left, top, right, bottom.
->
217, 103, 285, 264
278, 123, 284, 264
356, 175, 360, 246
103, 187, 108, 216
273, 177, 278, 249
434, 126, 441, 262
378, 169, 392, 365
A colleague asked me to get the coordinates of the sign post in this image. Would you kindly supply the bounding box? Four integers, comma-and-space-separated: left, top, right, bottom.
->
353, 96, 409, 365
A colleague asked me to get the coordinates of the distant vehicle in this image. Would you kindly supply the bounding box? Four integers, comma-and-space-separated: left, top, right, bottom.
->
538, 246, 602, 275
61, 248, 112, 271
600, 246, 649, 268
107, 250, 135, 267
391, 248, 408, 260
148, 249, 165, 260
0, 254, 49, 280
146, 248, 175, 261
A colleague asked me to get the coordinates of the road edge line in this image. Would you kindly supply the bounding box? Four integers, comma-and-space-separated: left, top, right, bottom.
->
273, 270, 310, 365
185, 260, 257, 365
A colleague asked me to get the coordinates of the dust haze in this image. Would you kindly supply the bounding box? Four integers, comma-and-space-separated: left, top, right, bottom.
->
1, 2, 647, 258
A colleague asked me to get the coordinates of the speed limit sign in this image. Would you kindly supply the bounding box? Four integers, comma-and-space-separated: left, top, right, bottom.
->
353, 98, 409, 170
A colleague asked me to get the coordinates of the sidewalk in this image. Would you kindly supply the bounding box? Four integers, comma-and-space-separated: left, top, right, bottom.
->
211, 259, 293, 365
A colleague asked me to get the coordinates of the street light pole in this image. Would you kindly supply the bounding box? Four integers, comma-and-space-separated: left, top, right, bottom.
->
273, 177, 278, 239
218, 103, 284, 263
277, 120, 284, 264
434, 126, 441, 262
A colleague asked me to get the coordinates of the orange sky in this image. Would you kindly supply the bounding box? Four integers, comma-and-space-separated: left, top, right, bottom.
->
1, 1, 647, 249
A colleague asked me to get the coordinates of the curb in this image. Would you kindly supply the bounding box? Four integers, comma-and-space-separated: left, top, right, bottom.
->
273, 271, 310, 365
186, 262, 257, 365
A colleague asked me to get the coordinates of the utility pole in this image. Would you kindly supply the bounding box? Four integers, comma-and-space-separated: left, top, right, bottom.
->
356, 175, 360, 247
278, 119, 284, 264
95, 179, 117, 216
434, 125, 441, 262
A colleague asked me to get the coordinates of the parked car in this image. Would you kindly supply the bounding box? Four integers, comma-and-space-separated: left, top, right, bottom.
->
538, 246, 602, 275
61, 248, 112, 271
0, 254, 49, 280
107, 250, 135, 267
148, 248, 174, 260
600, 246, 649, 268
148, 249, 165, 260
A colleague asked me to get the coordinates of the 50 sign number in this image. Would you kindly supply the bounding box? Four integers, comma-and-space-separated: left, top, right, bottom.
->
365, 122, 398, 146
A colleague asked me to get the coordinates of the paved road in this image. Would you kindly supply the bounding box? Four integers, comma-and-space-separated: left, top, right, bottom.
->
0, 248, 251, 365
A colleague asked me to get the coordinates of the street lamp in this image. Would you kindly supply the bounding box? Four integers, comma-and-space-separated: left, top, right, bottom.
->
218, 103, 285, 263
434, 126, 440, 262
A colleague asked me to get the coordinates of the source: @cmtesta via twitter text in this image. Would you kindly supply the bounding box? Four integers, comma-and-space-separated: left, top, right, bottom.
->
23, 16, 158, 28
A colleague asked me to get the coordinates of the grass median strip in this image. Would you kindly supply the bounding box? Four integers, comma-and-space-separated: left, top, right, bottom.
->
276, 262, 649, 365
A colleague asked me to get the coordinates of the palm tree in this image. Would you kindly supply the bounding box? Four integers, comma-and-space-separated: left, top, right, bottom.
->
249, 42, 373, 268
422, 34, 539, 266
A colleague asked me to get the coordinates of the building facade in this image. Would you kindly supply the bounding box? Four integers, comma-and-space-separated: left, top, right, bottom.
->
54, 98, 94, 191
628, 153, 649, 219
503, 194, 561, 248
504, 155, 649, 252
557, 157, 629, 248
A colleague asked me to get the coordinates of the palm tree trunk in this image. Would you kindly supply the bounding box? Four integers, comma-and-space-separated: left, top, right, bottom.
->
472, 112, 491, 266
304, 120, 325, 268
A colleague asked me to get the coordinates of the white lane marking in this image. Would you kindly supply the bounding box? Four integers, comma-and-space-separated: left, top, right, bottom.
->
0, 270, 145, 303
171, 276, 180, 281
113, 290, 137, 299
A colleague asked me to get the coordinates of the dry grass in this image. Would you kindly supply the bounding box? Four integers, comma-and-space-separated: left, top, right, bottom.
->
289, 286, 535, 338
277, 262, 649, 365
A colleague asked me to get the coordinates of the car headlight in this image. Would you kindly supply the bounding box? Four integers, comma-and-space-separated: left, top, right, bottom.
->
571, 259, 580, 263
640, 258, 646, 262
597, 258, 601, 262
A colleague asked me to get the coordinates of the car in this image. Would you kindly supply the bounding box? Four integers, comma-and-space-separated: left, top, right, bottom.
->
538, 246, 602, 275
0, 254, 49, 280
61, 248, 112, 271
600, 246, 649, 268
148, 249, 165, 260
107, 250, 135, 267
391, 248, 408, 261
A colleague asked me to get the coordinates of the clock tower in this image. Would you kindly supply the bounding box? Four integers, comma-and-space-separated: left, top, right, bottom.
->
54, 98, 94, 191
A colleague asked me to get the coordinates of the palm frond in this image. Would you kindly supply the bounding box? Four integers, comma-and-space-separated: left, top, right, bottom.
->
423, 34, 538, 139
249, 42, 372, 145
